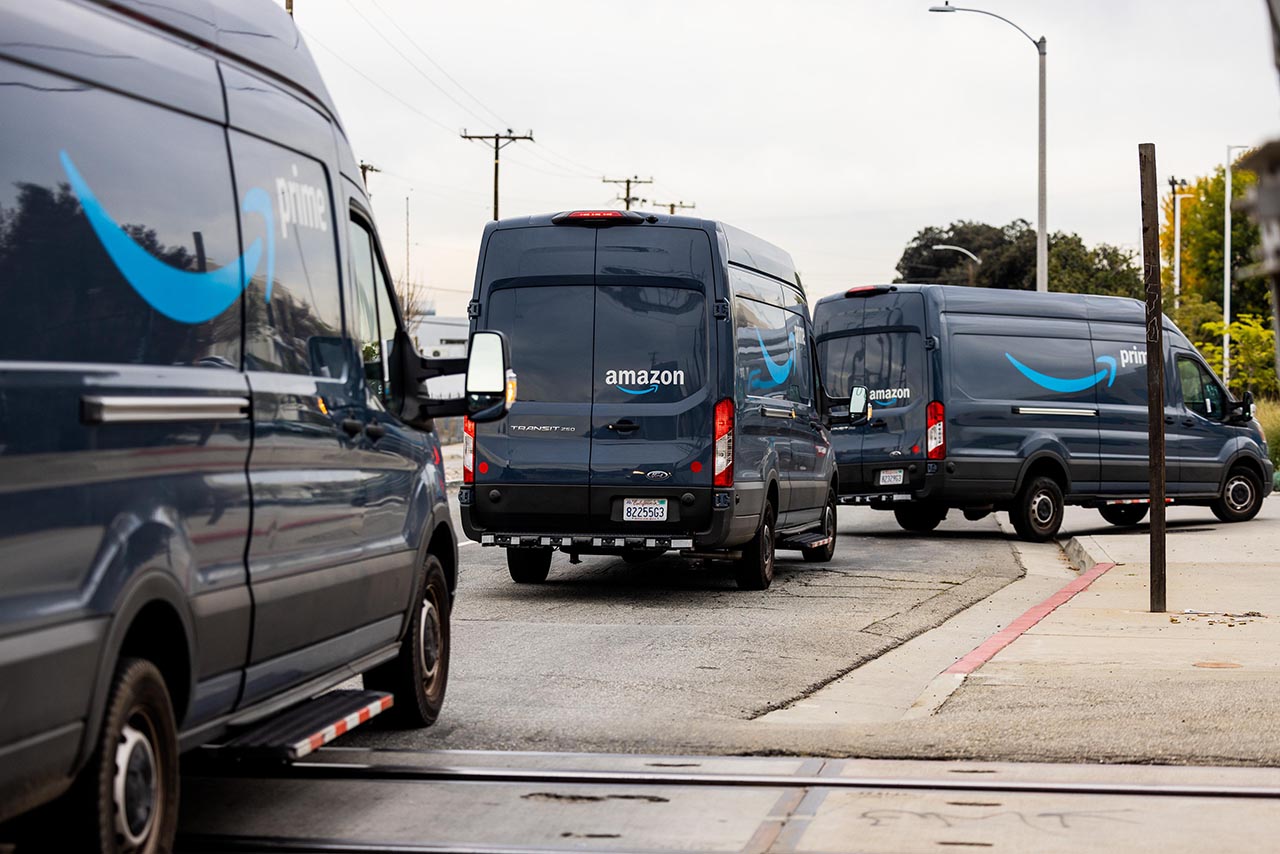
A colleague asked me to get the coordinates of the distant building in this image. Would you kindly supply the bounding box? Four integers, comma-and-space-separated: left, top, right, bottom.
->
414, 316, 468, 444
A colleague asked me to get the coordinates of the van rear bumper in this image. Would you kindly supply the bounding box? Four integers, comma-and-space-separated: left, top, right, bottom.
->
837, 457, 1019, 506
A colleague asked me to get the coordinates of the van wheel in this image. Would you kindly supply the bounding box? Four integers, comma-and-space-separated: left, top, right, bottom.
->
508, 548, 553, 583
61, 657, 179, 854
735, 501, 776, 590
1211, 467, 1263, 523
802, 492, 838, 562
1012, 476, 1064, 542
893, 504, 948, 533
365, 555, 451, 727
1098, 504, 1148, 526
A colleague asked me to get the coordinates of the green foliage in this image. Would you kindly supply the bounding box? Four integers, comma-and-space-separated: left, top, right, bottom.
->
1199, 315, 1278, 397
893, 219, 1141, 298
1254, 397, 1280, 474
1166, 289, 1222, 348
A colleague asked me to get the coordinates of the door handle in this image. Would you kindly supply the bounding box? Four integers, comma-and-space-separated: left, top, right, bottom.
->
759, 405, 794, 419
607, 420, 639, 433
341, 418, 363, 437
869, 419, 887, 430
365, 422, 387, 440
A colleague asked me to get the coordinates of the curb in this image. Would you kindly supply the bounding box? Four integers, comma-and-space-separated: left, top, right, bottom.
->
1063, 535, 1115, 572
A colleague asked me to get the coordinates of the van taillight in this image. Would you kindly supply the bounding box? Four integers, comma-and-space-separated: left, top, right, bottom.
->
714, 398, 734, 487
926, 401, 946, 460
463, 416, 475, 483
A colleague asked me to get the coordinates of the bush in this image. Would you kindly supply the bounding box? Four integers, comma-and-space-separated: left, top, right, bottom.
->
1256, 398, 1280, 485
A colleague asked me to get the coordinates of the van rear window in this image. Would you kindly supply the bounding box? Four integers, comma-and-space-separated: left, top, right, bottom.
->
594, 286, 706, 403
487, 286, 593, 403
820, 330, 923, 410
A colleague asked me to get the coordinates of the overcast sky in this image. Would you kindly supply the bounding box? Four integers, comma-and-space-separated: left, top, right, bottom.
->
280, 0, 1280, 316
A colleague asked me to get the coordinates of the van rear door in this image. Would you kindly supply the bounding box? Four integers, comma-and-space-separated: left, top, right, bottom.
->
818, 291, 929, 493
589, 228, 715, 535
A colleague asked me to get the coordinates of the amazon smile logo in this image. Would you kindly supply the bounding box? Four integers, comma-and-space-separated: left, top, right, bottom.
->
604, 368, 686, 396
1006, 353, 1118, 393
61, 150, 275, 324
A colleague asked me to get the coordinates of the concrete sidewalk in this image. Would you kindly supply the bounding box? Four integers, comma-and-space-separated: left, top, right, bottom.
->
927, 502, 1280, 765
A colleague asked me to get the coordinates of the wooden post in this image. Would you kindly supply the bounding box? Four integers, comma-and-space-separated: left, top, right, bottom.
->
1139, 143, 1166, 612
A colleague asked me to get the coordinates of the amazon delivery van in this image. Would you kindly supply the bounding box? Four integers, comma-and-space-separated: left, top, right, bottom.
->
460, 210, 839, 590
814, 284, 1272, 542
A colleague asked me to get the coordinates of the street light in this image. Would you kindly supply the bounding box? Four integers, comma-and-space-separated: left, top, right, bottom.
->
929, 1, 1048, 293
1224, 144, 1251, 382
932, 243, 982, 286
1168, 177, 1193, 311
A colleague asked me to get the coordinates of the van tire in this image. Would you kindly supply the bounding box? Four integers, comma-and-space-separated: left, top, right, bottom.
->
365, 555, 451, 727
893, 504, 948, 533
802, 492, 838, 562
735, 501, 777, 590
1098, 505, 1148, 526
1011, 476, 1064, 542
508, 548, 553, 583
60, 657, 179, 854
1211, 467, 1263, 523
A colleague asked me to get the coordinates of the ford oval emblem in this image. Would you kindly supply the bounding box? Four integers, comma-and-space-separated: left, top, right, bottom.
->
646, 470, 671, 481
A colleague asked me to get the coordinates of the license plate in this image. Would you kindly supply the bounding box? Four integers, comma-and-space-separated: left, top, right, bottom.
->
878, 468, 905, 486
623, 498, 668, 521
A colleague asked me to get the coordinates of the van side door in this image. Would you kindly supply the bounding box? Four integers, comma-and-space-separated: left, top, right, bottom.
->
1171, 351, 1232, 496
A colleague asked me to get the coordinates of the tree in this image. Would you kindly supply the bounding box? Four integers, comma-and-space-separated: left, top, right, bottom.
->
395, 277, 434, 347
1199, 315, 1278, 397
894, 219, 1141, 298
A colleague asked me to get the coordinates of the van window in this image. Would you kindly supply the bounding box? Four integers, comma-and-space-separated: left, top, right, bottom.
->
820, 329, 923, 410
233, 133, 345, 379
1178, 355, 1225, 421
487, 286, 593, 403
738, 298, 808, 403
348, 216, 392, 403
0, 59, 241, 367
595, 286, 706, 403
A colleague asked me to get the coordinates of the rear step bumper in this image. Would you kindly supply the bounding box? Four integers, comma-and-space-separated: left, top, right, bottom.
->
213, 690, 392, 762
479, 533, 694, 550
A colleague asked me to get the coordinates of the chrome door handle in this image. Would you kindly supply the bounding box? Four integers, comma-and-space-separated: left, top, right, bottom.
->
759, 405, 794, 419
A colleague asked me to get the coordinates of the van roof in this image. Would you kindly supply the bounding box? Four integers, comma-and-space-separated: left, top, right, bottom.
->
814, 283, 1169, 326
91, 0, 341, 130
486, 212, 801, 288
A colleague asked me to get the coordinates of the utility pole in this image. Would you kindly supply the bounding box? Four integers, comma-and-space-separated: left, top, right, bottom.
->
1167, 176, 1192, 311
1223, 144, 1251, 381
1139, 143, 1166, 613
285, 0, 293, 17
359, 161, 380, 190
461, 129, 534, 221
603, 175, 653, 211
647, 200, 696, 216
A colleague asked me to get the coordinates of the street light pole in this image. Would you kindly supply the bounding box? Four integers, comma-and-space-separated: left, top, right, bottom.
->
1168, 176, 1191, 311
932, 243, 982, 286
1224, 144, 1250, 382
930, 3, 1048, 292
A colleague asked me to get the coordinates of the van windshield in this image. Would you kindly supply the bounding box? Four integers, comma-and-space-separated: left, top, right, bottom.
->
594, 286, 707, 403
819, 330, 924, 409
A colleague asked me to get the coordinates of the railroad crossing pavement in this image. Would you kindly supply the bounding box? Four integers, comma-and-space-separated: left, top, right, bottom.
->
176, 747, 1280, 853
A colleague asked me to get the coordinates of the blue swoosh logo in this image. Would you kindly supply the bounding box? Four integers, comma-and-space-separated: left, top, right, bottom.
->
1006, 353, 1117, 393
755, 329, 795, 387
61, 150, 274, 324
616, 384, 658, 395
873, 398, 898, 407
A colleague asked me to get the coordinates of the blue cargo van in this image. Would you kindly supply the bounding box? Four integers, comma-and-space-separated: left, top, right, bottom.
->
459, 210, 838, 589
0, 2, 511, 849
814, 284, 1272, 541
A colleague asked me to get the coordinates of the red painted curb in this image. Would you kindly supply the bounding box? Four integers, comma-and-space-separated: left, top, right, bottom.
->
944, 561, 1117, 675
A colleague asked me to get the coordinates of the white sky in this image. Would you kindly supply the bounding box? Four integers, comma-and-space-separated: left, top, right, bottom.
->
281, 0, 1280, 316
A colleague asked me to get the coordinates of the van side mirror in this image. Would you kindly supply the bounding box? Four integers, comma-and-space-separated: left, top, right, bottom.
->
848, 386, 871, 426
1230, 389, 1256, 422
465, 331, 516, 423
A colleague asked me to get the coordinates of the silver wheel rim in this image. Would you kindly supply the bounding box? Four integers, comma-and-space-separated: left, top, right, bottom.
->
113, 721, 157, 850
1225, 475, 1254, 514
420, 597, 441, 686
762, 522, 774, 581
1031, 491, 1056, 526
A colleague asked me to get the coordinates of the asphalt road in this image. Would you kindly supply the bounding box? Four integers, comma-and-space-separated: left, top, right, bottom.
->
349, 501, 1023, 754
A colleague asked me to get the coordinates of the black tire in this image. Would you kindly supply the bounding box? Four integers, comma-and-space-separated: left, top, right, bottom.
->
1211, 467, 1264, 523
802, 491, 838, 562
60, 657, 179, 854
893, 504, 948, 533
735, 500, 777, 590
1098, 504, 1149, 526
507, 547, 553, 583
1011, 475, 1064, 542
365, 555, 451, 727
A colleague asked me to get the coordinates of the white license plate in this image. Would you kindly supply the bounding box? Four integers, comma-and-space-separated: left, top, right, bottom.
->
623, 498, 668, 521
878, 468, 905, 486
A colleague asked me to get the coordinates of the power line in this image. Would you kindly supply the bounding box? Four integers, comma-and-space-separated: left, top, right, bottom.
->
603, 175, 653, 211
461, 129, 535, 220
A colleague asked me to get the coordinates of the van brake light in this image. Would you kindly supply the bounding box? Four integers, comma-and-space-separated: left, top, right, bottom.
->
714, 398, 734, 487
926, 401, 945, 460
845, 285, 897, 298
551, 210, 647, 226
463, 416, 475, 483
